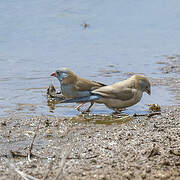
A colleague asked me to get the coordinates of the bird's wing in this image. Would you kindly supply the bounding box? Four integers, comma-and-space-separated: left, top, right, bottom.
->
74, 78, 106, 91
60, 94, 102, 103
91, 81, 106, 87
92, 86, 135, 101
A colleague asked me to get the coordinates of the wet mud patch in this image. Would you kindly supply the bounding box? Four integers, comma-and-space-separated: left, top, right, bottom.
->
0, 105, 179, 179
70, 114, 133, 125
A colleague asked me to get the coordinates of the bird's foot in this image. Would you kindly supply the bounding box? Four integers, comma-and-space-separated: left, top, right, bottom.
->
111, 108, 126, 115
113, 107, 126, 113
81, 110, 90, 114
76, 106, 81, 111
85, 109, 90, 112
112, 111, 122, 115
82, 107, 91, 113
76, 107, 90, 114
75, 102, 86, 112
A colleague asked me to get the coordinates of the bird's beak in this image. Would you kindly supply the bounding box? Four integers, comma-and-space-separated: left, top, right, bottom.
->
145, 88, 151, 95
51, 72, 56, 77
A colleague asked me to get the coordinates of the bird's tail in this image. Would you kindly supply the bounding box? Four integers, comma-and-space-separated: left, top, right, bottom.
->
60, 94, 102, 103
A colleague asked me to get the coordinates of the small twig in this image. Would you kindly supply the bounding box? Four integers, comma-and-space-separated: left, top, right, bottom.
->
10, 150, 28, 158
147, 112, 161, 117
2, 151, 54, 160
9, 163, 29, 180
27, 132, 37, 161
54, 146, 72, 180
31, 153, 55, 160
133, 112, 161, 117
13, 166, 40, 180
28, 118, 41, 162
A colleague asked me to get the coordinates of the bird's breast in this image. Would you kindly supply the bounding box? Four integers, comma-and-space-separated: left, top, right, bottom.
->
61, 84, 91, 98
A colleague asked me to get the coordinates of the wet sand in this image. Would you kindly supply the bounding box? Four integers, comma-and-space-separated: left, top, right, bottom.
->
0, 57, 180, 180
0, 106, 179, 180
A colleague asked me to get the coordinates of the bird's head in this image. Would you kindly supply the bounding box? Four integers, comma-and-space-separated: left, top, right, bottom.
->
135, 75, 151, 95
51, 67, 77, 84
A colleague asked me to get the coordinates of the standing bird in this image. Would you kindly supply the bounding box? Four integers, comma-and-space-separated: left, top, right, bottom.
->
50, 67, 106, 111
60, 75, 151, 112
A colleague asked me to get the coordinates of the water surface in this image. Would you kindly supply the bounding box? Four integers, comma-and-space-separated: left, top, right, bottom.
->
0, 0, 180, 117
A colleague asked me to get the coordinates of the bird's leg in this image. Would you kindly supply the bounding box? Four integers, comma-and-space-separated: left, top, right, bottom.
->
75, 103, 86, 111
76, 102, 94, 112
112, 108, 126, 114
112, 110, 122, 115
85, 102, 94, 112
118, 108, 126, 111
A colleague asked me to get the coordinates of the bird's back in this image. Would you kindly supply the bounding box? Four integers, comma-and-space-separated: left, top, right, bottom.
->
92, 76, 136, 95
75, 77, 106, 91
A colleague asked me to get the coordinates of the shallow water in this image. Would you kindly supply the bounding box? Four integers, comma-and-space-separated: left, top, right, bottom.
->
0, 0, 180, 117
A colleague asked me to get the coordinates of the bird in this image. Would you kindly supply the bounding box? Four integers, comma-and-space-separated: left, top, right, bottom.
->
60, 74, 151, 112
50, 67, 106, 111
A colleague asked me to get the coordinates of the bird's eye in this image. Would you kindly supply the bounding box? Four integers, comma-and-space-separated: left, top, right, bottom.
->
56, 71, 60, 75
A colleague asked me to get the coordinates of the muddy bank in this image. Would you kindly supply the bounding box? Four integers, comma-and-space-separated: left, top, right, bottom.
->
0, 105, 179, 180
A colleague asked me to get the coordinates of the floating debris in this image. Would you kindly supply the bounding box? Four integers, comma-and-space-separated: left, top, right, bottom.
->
81, 22, 90, 29
47, 84, 64, 99
167, 56, 176, 59
47, 84, 57, 97
148, 104, 161, 112
47, 84, 65, 112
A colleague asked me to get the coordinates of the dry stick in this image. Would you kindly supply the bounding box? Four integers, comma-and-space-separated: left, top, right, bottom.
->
28, 118, 41, 162
11, 166, 40, 180
9, 163, 29, 180
4, 151, 40, 180
133, 112, 161, 117
54, 146, 72, 180
147, 112, 161, 117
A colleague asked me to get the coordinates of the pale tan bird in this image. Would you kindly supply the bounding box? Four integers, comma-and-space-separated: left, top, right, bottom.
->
60, 74, 151, 112
50, 67, 106, 111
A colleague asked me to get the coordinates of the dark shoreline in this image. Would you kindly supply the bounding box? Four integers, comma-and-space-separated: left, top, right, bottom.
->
0, 105, 179, 179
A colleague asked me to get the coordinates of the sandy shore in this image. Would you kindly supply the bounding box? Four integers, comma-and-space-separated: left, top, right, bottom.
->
0, 106, 179, 180
0, 56, 180, 180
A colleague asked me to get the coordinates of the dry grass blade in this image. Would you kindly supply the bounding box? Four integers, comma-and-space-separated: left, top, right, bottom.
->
12, 166, 40, 180
28, 118, 41, 162
4, 151, 40, 180
54, 146, 72, 180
